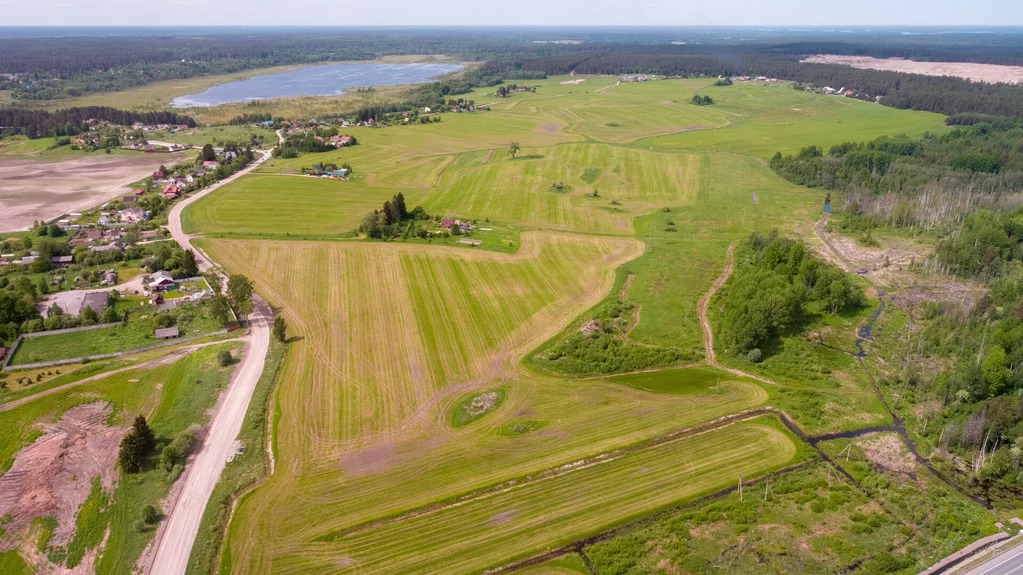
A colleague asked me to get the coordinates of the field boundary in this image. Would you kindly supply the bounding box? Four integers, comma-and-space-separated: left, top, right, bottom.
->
1, 321, 121, 370
3, 329, 228, 371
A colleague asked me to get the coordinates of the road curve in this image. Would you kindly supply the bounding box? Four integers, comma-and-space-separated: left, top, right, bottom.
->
148, 150, 273, 575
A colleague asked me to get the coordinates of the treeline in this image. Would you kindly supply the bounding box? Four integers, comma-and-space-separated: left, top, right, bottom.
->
272, 132, 357, 159
517, 47, 1023, 118
770, 121, 1023, 237
718, 232, 863, 360
358, 193, 431, 239
0, 107, 196, 139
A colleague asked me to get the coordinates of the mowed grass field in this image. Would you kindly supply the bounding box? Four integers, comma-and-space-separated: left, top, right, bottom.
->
189, 77, 959, 573
246, 422, 797, 575
202, 232, 644, 442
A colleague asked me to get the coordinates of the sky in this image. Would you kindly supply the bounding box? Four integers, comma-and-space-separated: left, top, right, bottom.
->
1, 0, 1021, 27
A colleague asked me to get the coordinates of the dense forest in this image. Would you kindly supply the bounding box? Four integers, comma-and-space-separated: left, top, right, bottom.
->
769, 118, 1023, 277
0, 107, 195, 138
717, 232, 863, 360
6, 28, 1023, 119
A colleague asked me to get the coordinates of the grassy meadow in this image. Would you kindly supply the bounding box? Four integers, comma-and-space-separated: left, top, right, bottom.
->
173, 76, 990, 573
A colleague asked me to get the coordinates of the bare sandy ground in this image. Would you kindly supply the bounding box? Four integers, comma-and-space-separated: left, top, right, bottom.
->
802, 54, 1023, 85
0, 153, 188, 232
0, 403, 124, 554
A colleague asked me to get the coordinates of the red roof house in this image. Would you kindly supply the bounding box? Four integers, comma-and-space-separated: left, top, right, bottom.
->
162, 185, 181, 199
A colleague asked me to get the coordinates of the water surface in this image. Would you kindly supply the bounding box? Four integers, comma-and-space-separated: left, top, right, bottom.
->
170, 62, 462, 108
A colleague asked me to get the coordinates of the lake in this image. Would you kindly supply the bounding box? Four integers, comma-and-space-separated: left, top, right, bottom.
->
170, 62, 463, 108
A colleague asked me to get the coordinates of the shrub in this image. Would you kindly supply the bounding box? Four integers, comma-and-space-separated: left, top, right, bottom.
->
218, 350, 233, 367
141, 504, 161, 525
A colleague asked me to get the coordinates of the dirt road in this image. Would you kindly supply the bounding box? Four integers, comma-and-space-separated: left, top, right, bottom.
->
696, 242, 779, 386
148, 151, 273, 575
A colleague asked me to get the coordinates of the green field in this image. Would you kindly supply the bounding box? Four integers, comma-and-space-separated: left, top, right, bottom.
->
48, 76, 982, 573
10, 304, 222, 366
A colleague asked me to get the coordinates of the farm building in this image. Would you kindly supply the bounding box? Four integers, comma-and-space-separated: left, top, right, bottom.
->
51, 255, 73, 267
80, 292, 108, 316
155, 327, 180, 340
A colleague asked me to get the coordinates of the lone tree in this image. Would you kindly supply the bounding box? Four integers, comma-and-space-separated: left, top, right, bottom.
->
508, 141, 520, 159
118, 415, 156, 474
200, 143, 217, 162
273, 315, 288, 342
227, 274, 254, 319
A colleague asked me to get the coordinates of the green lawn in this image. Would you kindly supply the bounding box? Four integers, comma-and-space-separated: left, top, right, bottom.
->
10, 303, 222, 366
146, 125, 275, 148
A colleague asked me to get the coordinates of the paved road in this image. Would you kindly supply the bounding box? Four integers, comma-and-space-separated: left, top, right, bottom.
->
959, 544, 1023, 575
148, 150, 273, 575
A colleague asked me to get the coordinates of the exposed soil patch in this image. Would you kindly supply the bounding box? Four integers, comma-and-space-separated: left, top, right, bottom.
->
0, 152, 188, 232
488, 510, 516, 526
858, 433, 916, 476
539, 122, 561, 135
465, 392, 499, 417
0, 402, 124, 551
802, 54, 1023, 85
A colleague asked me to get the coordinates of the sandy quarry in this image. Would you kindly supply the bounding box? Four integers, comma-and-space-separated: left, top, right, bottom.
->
0, 152, 188, 233
0, 402, 124, 555
802, 54, 1023, 85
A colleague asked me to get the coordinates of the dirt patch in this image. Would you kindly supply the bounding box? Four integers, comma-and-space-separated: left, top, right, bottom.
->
802, 54, 1023, 85
811, 222, 983, 307
0, 152, 189, 232
487, 510, 516, 526
465, 392, 499, 417
539, 122, 560, 135
580, 319, 602, 336
339, 442, 396, 478
0, 402, 124, 551
559, 79, 585, 85
858, 433, 916, 475
689, 520, 726, 538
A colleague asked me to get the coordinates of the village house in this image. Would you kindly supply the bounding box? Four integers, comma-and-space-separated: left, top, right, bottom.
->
51, 255, 73, 267
148, 270, 176, 292
163, 185, 181, 199
86, 230, 104, 242
203, 160, 221, 169
118, 207, 145, 223
90, 242, 123, 254
100, 269, 118, 286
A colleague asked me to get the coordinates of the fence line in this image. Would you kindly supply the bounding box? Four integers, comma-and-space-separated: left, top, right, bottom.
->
2, 329, 228, 371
